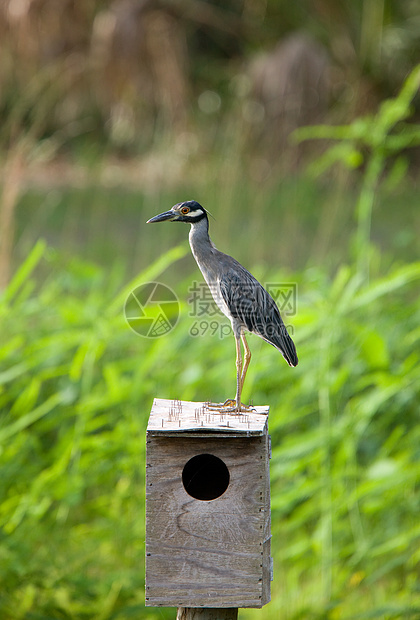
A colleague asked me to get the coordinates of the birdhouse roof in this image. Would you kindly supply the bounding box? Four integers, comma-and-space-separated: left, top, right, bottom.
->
147, 398, 269, 436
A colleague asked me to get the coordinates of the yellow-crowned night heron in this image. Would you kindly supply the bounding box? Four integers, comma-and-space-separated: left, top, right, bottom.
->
147, 200, 298, 412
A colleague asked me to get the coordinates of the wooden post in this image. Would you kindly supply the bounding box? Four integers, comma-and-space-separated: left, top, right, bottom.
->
176, 608, 238, 620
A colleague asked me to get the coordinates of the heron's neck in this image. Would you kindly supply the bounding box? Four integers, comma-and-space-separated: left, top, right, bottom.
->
188, 217, 215, 261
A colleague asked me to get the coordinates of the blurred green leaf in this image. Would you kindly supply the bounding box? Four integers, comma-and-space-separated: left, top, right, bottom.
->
2, 239, 46, 303
359, 329, 390, 370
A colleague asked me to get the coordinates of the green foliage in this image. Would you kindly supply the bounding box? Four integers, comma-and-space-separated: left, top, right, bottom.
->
294, 64, 420, 284
0, 241, 188, 619
1, 234, 420, 618
2, 6, 420, 619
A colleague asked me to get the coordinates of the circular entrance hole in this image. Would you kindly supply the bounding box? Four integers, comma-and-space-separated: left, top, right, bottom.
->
182, 453, 230, 501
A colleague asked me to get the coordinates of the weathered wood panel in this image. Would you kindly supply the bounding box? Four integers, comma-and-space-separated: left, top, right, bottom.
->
145, 400, 271, 608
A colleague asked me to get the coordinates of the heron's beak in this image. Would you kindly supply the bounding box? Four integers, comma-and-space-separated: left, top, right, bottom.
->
146, 210, 176, 223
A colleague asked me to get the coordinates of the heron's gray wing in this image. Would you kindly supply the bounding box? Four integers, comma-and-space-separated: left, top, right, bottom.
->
219, 260, 298, 367
218, 266, 266, 332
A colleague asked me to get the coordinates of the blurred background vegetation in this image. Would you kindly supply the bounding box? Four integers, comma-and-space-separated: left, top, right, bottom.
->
1, 1, 420, 619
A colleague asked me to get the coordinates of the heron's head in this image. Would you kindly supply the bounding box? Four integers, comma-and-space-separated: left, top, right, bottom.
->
147, 201, 207, 225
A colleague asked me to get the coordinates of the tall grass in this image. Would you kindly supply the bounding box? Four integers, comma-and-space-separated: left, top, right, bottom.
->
1, 67, 420, 620
294, 64, 420, 283
1, 233, 420, 618
0, 241, 189, 619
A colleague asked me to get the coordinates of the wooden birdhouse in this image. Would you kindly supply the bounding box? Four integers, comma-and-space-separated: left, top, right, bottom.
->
145, 398, 272, 609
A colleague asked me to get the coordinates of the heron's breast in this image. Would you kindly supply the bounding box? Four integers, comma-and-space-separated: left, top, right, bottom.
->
193, 258, 230, 320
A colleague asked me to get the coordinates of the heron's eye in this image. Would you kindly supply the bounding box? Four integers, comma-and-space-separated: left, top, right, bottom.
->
181, 207, 189, 215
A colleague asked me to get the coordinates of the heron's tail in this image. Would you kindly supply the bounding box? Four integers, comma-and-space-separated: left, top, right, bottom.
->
271, 327, 298, 367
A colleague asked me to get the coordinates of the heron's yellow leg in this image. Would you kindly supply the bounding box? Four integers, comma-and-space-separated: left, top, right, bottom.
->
234, 333, 243, 412
206, 333, 254, 414
240, 333, 251, 393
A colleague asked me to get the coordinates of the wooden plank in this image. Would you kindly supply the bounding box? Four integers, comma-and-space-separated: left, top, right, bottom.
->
177, 608, 238, 619
262, 538, 272, 606
261, 433, 272, 606
147, 398, 269, 435
263, 434, 271, 542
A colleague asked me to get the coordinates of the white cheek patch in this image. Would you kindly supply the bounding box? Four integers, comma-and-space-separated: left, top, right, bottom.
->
188, 209, 204, 219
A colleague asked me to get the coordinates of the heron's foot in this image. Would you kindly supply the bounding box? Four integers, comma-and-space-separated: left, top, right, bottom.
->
205, 399, 256, 414
235, 402, 257, 414
205, 398, 235, 411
